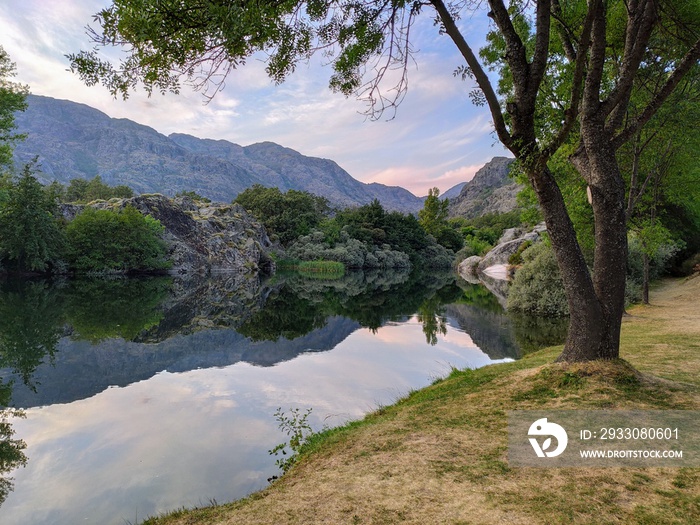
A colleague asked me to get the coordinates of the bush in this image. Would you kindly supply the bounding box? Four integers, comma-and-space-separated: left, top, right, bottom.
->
66, 205, 170, 273
508, 240, 532, 265
286, 228, 411, 269
627, 234, 681, 285
507, 241, 569, 317
679, 253, 700, 276
234, 185, 330, 245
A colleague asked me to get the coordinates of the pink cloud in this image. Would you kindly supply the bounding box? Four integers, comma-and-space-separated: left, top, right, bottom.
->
368, 163, 484, 197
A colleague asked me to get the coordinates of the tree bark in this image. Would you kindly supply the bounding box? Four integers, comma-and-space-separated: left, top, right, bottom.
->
528, 166, 606, 361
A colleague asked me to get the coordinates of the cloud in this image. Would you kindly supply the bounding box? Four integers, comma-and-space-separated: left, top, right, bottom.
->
0, 0, 511, 194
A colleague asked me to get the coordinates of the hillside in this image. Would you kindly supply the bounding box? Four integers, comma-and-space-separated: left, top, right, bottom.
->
12, 95, 424, 212
448, 156, 520, 218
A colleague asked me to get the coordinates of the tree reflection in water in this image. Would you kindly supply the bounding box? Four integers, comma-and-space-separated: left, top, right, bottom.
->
0, 280, 52, 506
0, 268, 566, 509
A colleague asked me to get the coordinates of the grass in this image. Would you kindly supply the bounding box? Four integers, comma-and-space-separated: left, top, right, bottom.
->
276, 259, 346, 278
144, 275, 700, 525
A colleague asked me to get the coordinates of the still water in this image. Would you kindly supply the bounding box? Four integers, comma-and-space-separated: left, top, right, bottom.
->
0, 270, 565, 524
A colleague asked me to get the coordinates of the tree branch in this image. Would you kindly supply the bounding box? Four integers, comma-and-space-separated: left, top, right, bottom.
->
429, 0, 513, 150
527, 0, 553, 106
485, 0, 529, 102
602, 0, 659, 132
551, 0, 577, 62
542, 3, 597, 158
613, 37, 700, 148
581, 0, 608, 118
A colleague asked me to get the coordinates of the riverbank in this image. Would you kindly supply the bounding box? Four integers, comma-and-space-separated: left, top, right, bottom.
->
145, 276, 700, 525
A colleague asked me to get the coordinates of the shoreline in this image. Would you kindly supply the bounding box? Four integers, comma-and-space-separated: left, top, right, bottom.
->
145, 275, 700, 525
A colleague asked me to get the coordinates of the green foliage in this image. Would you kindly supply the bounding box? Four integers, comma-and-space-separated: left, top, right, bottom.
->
65, 205, 170, 273
626, 230, 681, 302
62, 175, 134, 203
287, 229, 411, 269
419, 187, 449, 237
452, 210, 525, 262
507, 241, 569, 317
295, 260, 345, 277
419, 188, 463, 251
0, 279, 63, 391
301, 200, 453, 269
0, 408, 27, 506
508, 240, 532, 266
435, 226, 464, 252
67, 1, 420, 118
268, 407, 314, 475
235, 185, 330, 246
238, 269, 462, 342
0, 279, 59, 499
175, 190, 210, 203
0, 164, 65, 273
65, 277, 171, 342
0, 46, 28, 169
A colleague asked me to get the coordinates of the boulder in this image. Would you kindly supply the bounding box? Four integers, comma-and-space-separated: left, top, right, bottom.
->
477, 223, 546, 273
457, 256, 483, 281
61, 195, 274, 275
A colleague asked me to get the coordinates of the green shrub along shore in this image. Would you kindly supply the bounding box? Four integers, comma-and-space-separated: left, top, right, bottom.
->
276, 259, 345, 277
144, 275, 700, 525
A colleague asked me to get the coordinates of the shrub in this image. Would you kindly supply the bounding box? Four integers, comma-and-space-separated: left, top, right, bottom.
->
66, 205, 170, 273
508, 240, 532, 265
507, 241, 569, 317
679, 253, 700, 276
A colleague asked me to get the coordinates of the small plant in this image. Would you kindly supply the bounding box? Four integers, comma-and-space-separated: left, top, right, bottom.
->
268, 407, 314, 475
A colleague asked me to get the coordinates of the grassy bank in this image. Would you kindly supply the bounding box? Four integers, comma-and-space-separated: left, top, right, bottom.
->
276, 259, 345, 278
146, 276, 700, 525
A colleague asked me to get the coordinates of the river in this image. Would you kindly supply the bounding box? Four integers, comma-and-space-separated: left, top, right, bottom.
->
0, 270, 565, 524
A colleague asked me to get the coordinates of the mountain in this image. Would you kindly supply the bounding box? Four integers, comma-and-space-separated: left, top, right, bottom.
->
12, 95, 424, 213
448, 157, 520, 219
441, 181, 467, 201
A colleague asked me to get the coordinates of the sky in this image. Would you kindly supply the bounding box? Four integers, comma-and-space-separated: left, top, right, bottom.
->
0, 0, 512, 197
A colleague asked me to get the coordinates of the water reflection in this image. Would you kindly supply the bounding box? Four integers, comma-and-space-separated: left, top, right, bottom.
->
0, 271, 567, 410
0, 409, 27, 508
0, 270, 566, 524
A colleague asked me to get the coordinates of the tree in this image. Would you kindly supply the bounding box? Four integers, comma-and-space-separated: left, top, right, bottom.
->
0, 46, 28, 170
419, 187, 463, 251
68, 1, 700, 362
0, 164, 65, 273
65, 205, 169, 273
63, 175, 135, 202
234, 185, 330, 245
418, 187, 449, 237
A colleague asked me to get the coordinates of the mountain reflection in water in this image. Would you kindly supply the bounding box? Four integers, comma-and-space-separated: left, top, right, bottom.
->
0, 270, 566, 524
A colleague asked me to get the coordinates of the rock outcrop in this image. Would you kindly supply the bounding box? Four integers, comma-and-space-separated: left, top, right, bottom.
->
457, 223, 547, 306
61, 195, 274, 275
476, 223, 547, 273
448, 157, 520, 219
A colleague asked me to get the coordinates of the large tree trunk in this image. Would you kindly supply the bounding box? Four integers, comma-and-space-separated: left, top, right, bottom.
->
529, 160, 627, 362
553, 125, 629, 361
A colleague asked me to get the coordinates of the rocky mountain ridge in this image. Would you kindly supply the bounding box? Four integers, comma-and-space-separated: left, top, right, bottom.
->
13, 95, 424, 212
13, 95, 519, 216
448, 156, 520, 219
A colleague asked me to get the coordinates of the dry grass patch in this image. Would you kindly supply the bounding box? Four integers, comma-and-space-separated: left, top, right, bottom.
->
146, 277, 700, 525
